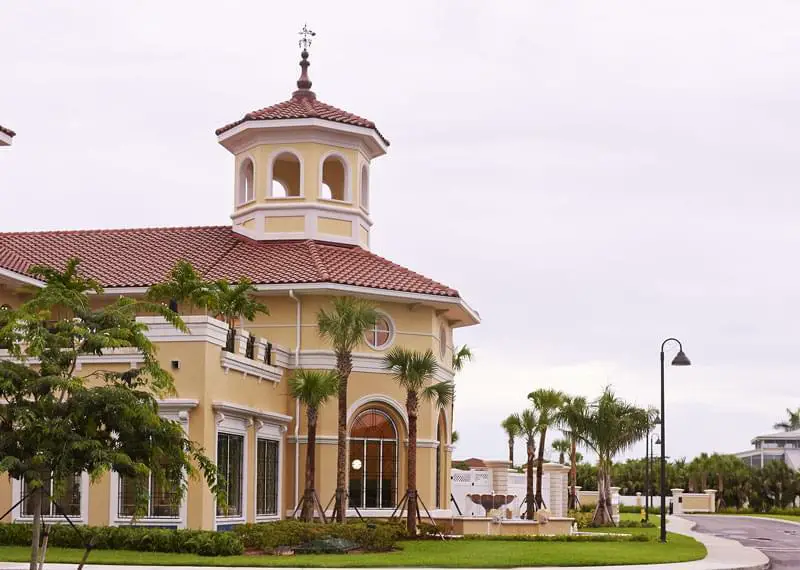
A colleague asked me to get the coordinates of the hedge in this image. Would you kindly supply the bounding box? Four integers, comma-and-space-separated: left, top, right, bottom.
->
0, 525, 243, 556
233, 520, 406, 552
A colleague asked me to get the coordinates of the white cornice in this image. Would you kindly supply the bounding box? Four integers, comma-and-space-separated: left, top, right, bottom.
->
296, 349, 454, 383
217, 118, 388, 159
0, 268, 43, 288
0, 347, 144, 369
137, 315, 229, 347
212, 401, 292, 424
232, 200, 373, 227
221, 350, 282, 383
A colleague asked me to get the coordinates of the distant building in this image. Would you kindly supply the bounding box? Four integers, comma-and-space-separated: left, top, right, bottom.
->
735, 428, 800, 470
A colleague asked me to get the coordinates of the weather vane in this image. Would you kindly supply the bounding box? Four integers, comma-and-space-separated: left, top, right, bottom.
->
298, 24, 316, 50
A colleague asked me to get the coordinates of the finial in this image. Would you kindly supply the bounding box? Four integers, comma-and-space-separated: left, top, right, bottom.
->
294, 24, 316, 98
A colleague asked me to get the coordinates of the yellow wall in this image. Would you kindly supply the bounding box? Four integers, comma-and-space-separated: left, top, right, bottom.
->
265, 216, 305, 233
317, 217, 352, 237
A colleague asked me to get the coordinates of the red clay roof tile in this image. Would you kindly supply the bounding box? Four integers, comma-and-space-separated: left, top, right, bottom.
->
0, 226, 457, 297
0, 125, 15, 137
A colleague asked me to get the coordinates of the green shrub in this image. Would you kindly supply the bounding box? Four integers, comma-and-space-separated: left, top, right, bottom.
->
0, 525, 243, 556
232, 520, 404, 553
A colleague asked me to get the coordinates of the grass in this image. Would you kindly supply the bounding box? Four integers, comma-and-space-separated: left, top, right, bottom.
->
0, 516, 707, 568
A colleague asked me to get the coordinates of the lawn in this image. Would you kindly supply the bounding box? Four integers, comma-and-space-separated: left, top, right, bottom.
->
0, 527, 707, 568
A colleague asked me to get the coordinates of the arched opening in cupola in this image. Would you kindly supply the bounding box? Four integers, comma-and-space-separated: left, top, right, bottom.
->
321, 155, 348, 201
360, 164, 370, 210
238, 158, 255, 204
271, 152, 302, 197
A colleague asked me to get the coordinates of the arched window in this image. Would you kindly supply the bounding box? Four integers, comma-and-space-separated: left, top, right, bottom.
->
271, 152, 301, 197
360, 165, 370, 210
349, 409, 397, 509
436, 411, 447, 509
321, 155, 348, 201
238, 158, 254, 204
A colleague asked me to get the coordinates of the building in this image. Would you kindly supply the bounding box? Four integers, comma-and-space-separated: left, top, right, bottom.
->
735, 429, 800, 470
0, 125, 14, 147
0, 44, 479, 530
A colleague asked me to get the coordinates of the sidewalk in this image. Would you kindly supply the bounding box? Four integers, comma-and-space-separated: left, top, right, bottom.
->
0, 516, 769, 570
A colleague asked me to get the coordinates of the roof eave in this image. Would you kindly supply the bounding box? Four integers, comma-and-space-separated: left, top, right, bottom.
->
217, 118, 388, 159
0, 131, 12, 147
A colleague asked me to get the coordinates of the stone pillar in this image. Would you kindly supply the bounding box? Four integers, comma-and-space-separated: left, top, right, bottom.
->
704, 489, 717, 513
610, 486, 621, 523
543, 462, 570, 517
484, 460, 511, 494
671, 489, 684, 515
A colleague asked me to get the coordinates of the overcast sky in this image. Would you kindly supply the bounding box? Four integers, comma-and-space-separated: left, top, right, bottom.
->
1, 1, 798, 465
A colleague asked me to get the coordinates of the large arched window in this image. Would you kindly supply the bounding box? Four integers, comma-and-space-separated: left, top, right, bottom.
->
238, 158, 255, 204
271, 151, 302, 197
321, 154, 348, 201
360, 164, 370, 210
349, 409, 397, 509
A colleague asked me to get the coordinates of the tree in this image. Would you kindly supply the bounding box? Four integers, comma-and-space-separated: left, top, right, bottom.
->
145, 259, 213, 313
451, 430, 460, 444
575, 387, 651, 526
556, 395, 588, 510
687, 452, 711, 492
551, 439, 569, 465
384, 347, 453, 535
527, 388, 566, 509
773, 407, 800, 432
501, 415, 521, 465
507, 410, 538, 519
451, 345, 473, 372
209, 278, 269, 329
0, 259, 216, 570
288, 369, 339, 522
316, 297, 378, 522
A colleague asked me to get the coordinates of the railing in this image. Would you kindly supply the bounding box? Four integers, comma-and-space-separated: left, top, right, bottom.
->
225, 329, 236, 353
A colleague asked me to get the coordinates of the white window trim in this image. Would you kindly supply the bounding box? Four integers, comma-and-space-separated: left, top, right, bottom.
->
267, 148, 305, 199
12, 473, 90, 525
319, 151, 352, 203
254, 424, 283, 522
108, 403, 193, 528
214, 414, 249, 528
364, 310, 396, 351
236, 155, 257, 206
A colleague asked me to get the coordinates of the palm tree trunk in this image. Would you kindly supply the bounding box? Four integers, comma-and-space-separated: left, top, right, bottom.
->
569, 438, 577, 510
535, 428, 547, 508
525, 440, 535, 520
507, 436, 514, 465
29, 486, 42, 570
301, 408, 318, 522
406, 390, 418, 535
592, 461, 613, 526
334, 350, 352, 522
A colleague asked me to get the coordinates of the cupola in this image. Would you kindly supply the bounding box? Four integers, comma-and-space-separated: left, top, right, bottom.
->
0, 125, 15, 147
216, 29, 388, 249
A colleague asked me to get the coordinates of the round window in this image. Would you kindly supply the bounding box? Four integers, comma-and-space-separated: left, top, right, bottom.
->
365, 315, 393, 349
439, 325, 447, 359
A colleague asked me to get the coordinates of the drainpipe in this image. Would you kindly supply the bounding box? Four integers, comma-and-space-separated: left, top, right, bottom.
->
289, 289, 301, 510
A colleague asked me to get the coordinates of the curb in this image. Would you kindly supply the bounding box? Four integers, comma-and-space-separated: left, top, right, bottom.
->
707, 513, 800, 528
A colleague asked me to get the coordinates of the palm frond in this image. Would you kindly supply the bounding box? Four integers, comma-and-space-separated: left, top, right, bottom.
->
288, 369, 339, 410
452, 345, 473, 372
317, 297, 378, 354
384, 347, 438, 392
421, 381, 454, 408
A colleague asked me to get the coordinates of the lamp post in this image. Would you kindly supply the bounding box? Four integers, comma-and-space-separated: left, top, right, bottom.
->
644, 416, 660, 522
660, 338, 691, 543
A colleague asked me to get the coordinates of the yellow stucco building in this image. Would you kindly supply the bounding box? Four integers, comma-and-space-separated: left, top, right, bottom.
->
0, 47, 478, 530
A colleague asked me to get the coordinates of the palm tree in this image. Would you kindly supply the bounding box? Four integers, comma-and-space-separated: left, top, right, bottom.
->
555, 395, 588, 510
575, 387, 651, 526
288, 369, 339, 521
451, 431, 460, 444
316, 297, 378, 522
507, 410, 538, 519
146, 259, 212, 313
451, 345, 473, 372
773, 407, 800, 431
687, 452, 711, 492
527, 388, 566, 509
209, 278, 269, 329
551, 439, 569, 465
501, 415, 521, 465
384, 347, 453, 535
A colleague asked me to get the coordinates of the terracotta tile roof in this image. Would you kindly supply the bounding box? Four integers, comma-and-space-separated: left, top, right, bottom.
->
0, 226, 457, 297
0, 125, 15, 137
216, 95, 389, 146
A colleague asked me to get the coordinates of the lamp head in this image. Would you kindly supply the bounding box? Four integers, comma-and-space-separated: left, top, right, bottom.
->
655, 437, 662, 445
671, 350, 691, 366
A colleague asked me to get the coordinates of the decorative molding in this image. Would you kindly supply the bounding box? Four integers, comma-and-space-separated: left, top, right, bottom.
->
0, 347, 144, 370
220, 350, 282, 383
297, 350, 454, 383
347, 394, 409, 430
138, 315, 228, 346
212, 401, 293, 424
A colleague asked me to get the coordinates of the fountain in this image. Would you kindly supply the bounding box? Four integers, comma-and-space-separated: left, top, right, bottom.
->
466, 493, 516, 516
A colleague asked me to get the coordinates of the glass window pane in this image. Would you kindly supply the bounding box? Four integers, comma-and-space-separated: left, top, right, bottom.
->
349, 440, 365, 508
217, 433, 244, 517
150, 475, 179, 518
365, 441, 380, 508
382, 442, 397, 508
117, 476, 137, 517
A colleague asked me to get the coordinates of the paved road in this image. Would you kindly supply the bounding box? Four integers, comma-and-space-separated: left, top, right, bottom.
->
683, 515, 800, 569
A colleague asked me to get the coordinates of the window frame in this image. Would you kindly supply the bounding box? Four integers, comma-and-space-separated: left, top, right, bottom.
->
348, 409, 399, 510
116, 472, 181, 520
14, 473, 87, 523
364, 311, 395, 351
237, 157, 256, 205
268, 149, 304, 199
216, 431, 246, 519
319, 151, 352, 203
255, 437, 280, 518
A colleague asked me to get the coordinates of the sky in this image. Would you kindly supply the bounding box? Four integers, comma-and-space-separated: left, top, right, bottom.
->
1, 1, 798, 465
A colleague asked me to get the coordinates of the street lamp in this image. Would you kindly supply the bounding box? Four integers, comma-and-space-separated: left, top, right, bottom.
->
660, 338, 691, 543
644, 415, 660, 522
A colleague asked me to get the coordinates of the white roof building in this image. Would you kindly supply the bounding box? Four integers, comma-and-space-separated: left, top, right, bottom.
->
735, 428, 800, 470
